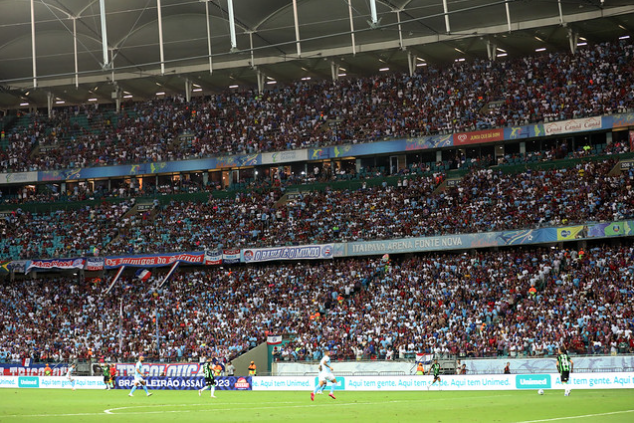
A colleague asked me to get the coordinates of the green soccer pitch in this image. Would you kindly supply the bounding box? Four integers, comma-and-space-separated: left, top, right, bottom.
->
1, 389, 633, 422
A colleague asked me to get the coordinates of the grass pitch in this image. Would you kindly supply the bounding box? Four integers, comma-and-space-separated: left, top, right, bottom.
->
1, 389, 633, 422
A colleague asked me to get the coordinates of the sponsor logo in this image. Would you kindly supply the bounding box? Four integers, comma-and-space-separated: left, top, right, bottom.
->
321, 245, 333, 258
235, 377, 250, 390
457, 134, 468, 143
515, 375, 551, 389
18, 376, 40, 388
314, 376, 346, 390
560, 230, 571, 238
243, 250, 254, 262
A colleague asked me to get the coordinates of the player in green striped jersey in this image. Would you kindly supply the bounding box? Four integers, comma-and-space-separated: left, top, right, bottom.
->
198, 357, 217, 398
557, 347, 574, 396
427, 359, 442, 390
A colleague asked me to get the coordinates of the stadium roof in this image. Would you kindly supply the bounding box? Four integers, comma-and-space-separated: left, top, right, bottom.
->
0, 0, 633, 108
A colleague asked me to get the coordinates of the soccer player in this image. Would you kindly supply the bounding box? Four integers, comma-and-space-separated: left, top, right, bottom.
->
102, 364, 111, 390
66, 363, 76, 391
109, 364, 117, 389
557, 347, 574, 396
427, 359, 441, 390
128, 355, 153, 397
311, 349, 337, 401
198, 357, 217, 398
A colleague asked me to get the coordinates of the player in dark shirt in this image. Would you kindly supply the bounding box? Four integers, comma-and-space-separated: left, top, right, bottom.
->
557, 347, 574, 396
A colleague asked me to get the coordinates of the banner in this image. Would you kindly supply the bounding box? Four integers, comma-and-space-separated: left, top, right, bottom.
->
251, 373, 634, 391
556, 226, 584, 241
453, 129, 504, 145
104, 252, 205, 269
630, 130, 634, 151
0, 171, 38, 184
204, 250, 222, 265
612, 112, 634, 129
261, 150, 308, 164
114, 362, 202, 377
267, 336, 283, 345
242, 244, 334, 263
84, 257, 105, 271
0, 364, 70, 376
223, 249, 241, 264
405, 134, 453, 151
26, 258, 85, 272
544, 117, 602, 136
113, 376, 252, 391
0, 376, 107, 390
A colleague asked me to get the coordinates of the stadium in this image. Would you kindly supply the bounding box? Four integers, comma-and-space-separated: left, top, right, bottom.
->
1, 0, 634, 421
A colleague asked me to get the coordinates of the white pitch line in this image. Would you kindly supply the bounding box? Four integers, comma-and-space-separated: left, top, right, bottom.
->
514, 409, 634, 423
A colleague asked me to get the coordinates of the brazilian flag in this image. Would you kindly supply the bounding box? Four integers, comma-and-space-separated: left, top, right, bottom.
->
0, 260, 10, 275
605, 222, 624, 236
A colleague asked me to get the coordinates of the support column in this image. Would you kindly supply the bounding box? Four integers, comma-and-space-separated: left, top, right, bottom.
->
436, 150, 442, 163
157, 0, 165, 74
47, 92, 54, 118
520, 142, 526, 155
368, 0, 379, 27
99, 0, 110, 69
606, 131, 613, 146
227, 0, 237, 51
347, 0, 356, 55
256, 69, 266, 94
442, 0, 451, 34
185, 79, 193, 102
30, 0, 37, 88
73, 17, 79, 88
505, 1, 512, 33
568, 29, 579, 54
331, 62, 340, 82
397, 11, 404, 50
292, 0, 301, 57
205, 0, 213, 73
407, 51, 416, 77
486, 40, 497, 61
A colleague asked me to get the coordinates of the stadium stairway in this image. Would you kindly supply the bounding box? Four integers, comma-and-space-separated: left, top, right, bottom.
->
105, 202, 158, 252
231, 342, 269, 376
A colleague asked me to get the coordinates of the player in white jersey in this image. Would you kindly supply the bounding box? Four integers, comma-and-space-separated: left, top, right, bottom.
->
311, 349, 337, 401
128, 355, 153, 397
66, 364, 76, 391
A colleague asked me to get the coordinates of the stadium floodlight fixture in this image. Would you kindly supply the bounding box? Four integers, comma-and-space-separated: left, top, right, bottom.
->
455, 58, 465, 62
88, 98, 98, 102
123, 94, 133, 99
619, 35, 630, 40
192, 88, 203, 92
416, 62, 427, 67
338, 73, 347, 77
577, 42, 587, 47
379, 67, 389, 72
20, 102, 29, 106
156, 91, 165, 96
497, 53, 508, 57
301, 77, 311, 81
229, 85, 239, 89
535, 47, 547, 52
266, 80, 277, 85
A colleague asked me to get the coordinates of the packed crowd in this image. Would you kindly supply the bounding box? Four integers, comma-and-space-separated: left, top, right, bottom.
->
1, 243, 633, 364
2, 157, 633, 260
1, 39, 633, 173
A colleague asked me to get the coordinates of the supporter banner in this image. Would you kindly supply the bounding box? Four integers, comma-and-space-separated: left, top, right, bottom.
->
241, 244, 335, 263
85, 257, 105, 271
104, 252, 205, 269
0, 364, 70, 377
114, 376, 252, 391
543, 117, 602, 136
26, 258, 85, 272
267, 336, 283, 345
204, 250, 222, 265
0, 376, 107, 390
405, 134, 453, 151
587, 221, 633, 238
114, 362, 202, 377
216, 154, 260, 168
504, 124, 544, 140
261, 150, 308, 165
223, 249, 241, 264
630, 130, 634, 152
453, 129, 504, 146
6, 260, 27, 274
0, 171, 38, 184
556, 226, 584, 241
611, 112, 634, 129
252, 373, 634, 391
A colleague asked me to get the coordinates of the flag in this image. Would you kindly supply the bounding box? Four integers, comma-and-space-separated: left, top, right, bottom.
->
267, 335, 283, 345
0, 260, 10, 275
135, 269, 152, 282
605, 222, 624, 237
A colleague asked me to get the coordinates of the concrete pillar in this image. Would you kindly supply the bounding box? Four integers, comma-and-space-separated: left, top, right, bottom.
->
47, 92, 54, 118
185, 79, 193, 102
606, 131, 613, 146
520, 142, 526, 155
436, 150, 442, 162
